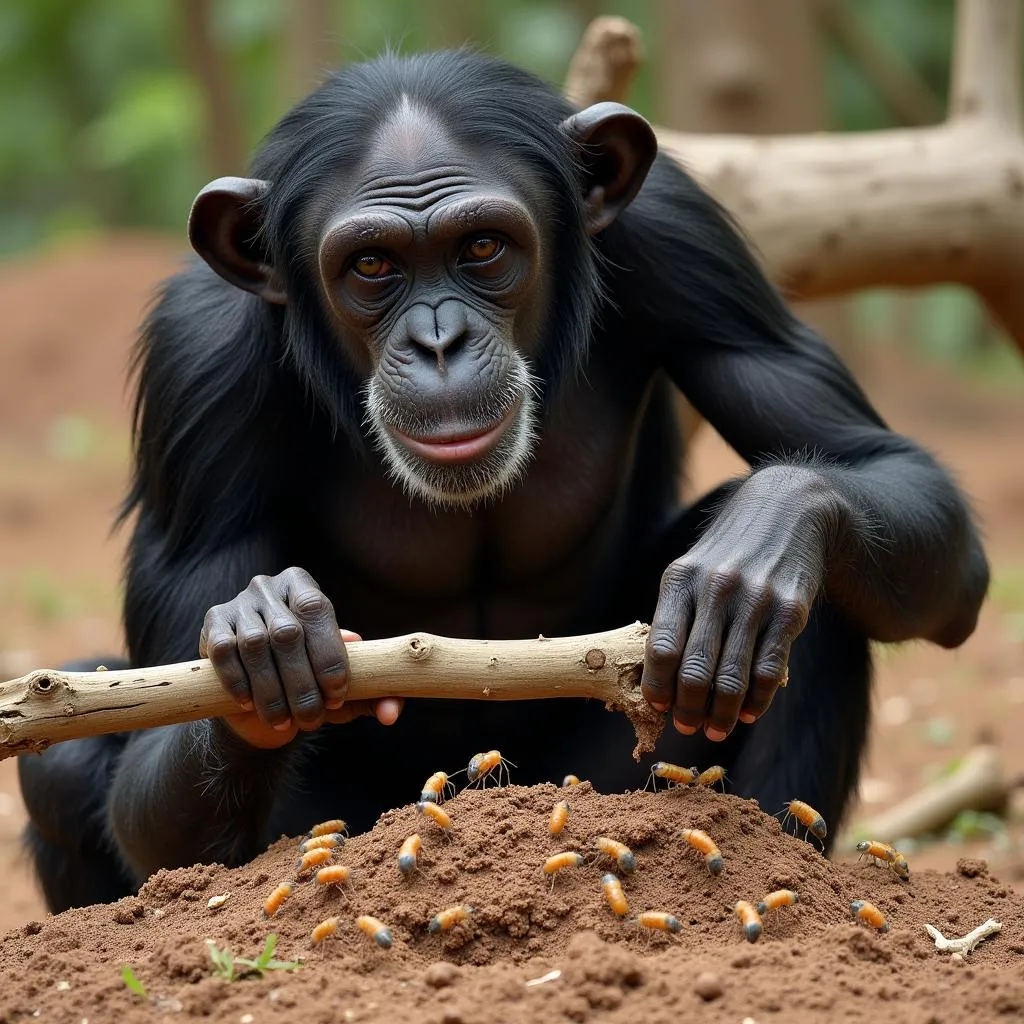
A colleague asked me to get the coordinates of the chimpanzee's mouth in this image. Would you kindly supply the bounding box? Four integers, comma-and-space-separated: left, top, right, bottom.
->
389, 401, 521, 465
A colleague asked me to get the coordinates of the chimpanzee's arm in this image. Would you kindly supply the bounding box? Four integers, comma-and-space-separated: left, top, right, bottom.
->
108, 522, 296, 879
610, 161, 988, 735
618, 163, 988, 648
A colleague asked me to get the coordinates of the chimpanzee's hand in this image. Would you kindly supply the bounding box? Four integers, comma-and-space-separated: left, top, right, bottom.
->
199, 567, 403, 749
641, 467, 841, 741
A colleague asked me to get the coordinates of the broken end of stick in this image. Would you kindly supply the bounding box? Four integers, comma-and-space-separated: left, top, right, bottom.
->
598, 622, 664, 760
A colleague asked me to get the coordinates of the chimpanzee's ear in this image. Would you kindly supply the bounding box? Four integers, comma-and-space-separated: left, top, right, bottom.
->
187, 177, 286, 305
561, 102, 658, 235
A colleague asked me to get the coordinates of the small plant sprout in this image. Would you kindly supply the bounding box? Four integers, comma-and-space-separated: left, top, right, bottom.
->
120, 965, 148, 1000
205, 934, 301, 982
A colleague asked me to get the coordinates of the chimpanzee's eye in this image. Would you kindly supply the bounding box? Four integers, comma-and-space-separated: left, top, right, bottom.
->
352, 253, 395, 278
461, 237, 503, 263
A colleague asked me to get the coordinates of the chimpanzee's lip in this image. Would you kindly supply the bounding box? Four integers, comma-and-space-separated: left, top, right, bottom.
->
390, 402, 520, 465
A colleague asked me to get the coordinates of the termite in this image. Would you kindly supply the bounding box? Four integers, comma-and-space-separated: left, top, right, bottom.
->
315, 864, 352, 891
311, 916, 339, 944
420, 771, 455, 805
549, 800, 570, 835
856, 840, 910, 881
677, 828, 724, 875
295, 847, 333, 877
263, 881, 295, 918
593, 836, 637, 873
398, 834, 424, 877
543, 851, 584, 889
562, 774, 581, 787
781, 800, 827, 847
735, 900, 763, 943
300, 832, 344, 854
428, 904, 474, 934
646, 762, 698, 791
850, 899, 889, 932
308, 819, 349, 839
356, 914, 394, 948
601, 873, 629, 917
756, 889, 799, 916
467, 750, 516, 787
636, 911, 682, 934
695, 765, 726, 791
417, 800, 452, 837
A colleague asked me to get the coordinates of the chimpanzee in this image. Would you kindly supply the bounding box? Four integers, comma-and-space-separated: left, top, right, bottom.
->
19, 50, 988, 913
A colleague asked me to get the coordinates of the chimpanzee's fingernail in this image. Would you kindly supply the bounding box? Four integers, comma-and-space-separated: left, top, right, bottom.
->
739, 712, 757, 724
239, 701, 254, 711
705, 727, 727, 742
273, 720, 293, 732
650, 701, 669, 712
673, 719, 698, 735
324, 699, 344, 710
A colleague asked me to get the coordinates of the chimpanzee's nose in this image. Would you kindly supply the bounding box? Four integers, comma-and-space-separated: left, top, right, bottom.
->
405, 302, 470, 371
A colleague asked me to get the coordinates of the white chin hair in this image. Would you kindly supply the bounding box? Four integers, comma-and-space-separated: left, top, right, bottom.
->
363, 360, 541, 510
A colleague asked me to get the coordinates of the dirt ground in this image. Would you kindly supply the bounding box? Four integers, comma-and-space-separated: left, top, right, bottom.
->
0, 234, 1022, 943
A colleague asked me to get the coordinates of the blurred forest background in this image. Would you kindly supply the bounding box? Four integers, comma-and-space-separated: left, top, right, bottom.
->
2, 0, 1024, 374
0, 0, 1022, 928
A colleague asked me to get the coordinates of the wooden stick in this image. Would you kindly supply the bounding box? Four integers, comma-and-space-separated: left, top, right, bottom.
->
0, 622, 664, 762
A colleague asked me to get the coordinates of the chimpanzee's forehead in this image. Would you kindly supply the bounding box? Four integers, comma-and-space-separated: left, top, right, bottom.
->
344, 95, 533, 207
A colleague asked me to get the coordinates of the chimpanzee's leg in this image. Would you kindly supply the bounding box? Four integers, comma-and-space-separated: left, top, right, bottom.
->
609, 482, 872, 851
17, 659, 138, 913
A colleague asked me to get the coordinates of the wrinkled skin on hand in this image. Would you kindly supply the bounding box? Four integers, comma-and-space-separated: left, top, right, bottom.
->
641, 467, 841, 741
199, 566, 403, 749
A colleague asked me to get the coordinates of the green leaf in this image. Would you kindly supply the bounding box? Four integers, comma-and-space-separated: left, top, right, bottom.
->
121, 965, 148, 1000
257, 933, 277, 967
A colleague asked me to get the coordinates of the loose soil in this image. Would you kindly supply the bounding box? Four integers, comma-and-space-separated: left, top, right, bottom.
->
1, 236, 1023, 1020
3, 782, 1024, 1024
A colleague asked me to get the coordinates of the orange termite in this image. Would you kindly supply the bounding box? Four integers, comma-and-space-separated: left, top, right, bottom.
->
782, 800, 827, 846
356, 914, 394, 948
850, 899, 889, 932
263, 881, 295, 918
543, 851, 584, 889
420, 771, 455, 805
637, 911, 682, 934
695, 765, 727, 791
678, 828, 724, 875
315, 865, 352, 889
756, 889, 799, 915
562, 774, 581, 787
311, 916, 339, 944
398, 834, 424, 877
295, 847, 333, 877
308, 819, 349, 839
735, 900, 763, 943
601, 873, 629, 917
646, 762, 698, 791
856, 840, 910, 881
300, 832, 344, 854
428, 904, 474, 934
549, 800, 570, 834
594, 837, 637, 873
417, 800, 452, 836
467, 750, 516, 786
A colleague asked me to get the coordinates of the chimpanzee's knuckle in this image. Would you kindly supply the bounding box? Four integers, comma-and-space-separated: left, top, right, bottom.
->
661, 560, 697, 594
209, 635, 238, 662
774, 596, 809, 634
646, 632, 682, 668
753, 654, 787, 685
260, 698, 289, 721
317, 662, 348, 687
269, 619, 303, 648
292, 589, 331, 620
681, 654, 715, 686
705, 567, 742, 601
239, 629, 270, 657
292, 690, 323, 718
713, 669, 747, 698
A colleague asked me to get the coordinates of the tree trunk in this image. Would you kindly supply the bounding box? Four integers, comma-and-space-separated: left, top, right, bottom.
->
281, 0, 335, 106
180, 0, 248, 177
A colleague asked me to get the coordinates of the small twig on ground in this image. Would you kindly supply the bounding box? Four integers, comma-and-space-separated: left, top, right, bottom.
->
924, 917, 1002, 954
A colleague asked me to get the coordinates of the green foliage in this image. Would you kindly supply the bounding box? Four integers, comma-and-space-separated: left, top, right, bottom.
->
205, 934, 301, 982
120, 965, 148, 1000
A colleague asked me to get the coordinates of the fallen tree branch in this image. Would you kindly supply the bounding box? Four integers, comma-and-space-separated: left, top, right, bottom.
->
565, 1, 1024, 354
844, 744, 1008, 846
0, 623, 664, 762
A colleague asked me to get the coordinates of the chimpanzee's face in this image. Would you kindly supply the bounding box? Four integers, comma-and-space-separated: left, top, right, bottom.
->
315, 100, 549, 508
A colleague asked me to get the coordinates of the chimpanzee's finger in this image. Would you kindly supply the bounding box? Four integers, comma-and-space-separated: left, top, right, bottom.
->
705, 609, 760, 739
674, 602, 724, 735
201, 607, 252, 710
375, 697, 404, 725
741, 603, 803, 722
286, 584, 350, 711
261, 599, 324, 731
235, 604, 292, 731
641, 562, 694, 711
